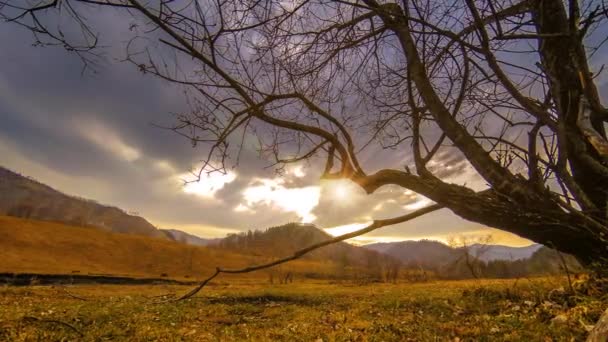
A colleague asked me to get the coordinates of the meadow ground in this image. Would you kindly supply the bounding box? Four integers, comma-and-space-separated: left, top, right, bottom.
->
1, 277, 606, 341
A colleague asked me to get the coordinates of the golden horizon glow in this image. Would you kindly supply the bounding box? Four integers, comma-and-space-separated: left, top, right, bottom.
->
150, 220, 241, 239
324, 221, 373, 237
323, 221, 535, 247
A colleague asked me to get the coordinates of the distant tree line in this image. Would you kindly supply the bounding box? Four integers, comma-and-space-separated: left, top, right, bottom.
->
216, 223, 402, 283
412, 246, 582, 280
215, 224, 579, 283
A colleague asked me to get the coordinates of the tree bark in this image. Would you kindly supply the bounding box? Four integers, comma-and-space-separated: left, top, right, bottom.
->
355, 169, 608, 266
533, 0, 608, 219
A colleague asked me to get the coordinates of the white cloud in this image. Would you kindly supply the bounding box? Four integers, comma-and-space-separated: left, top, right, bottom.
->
289, 164, 306, 178
240, 178, 320, 223
154, 159, 176, 174
74, 117, 141, 162
181, 169, 237, 199
403, 195, 433, 211
372, 203, 384, 211
234, 203, 255, 213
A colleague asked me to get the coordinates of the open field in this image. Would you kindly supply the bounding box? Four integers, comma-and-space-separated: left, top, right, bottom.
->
0, 216, 335, 281
1, 278, 605, 341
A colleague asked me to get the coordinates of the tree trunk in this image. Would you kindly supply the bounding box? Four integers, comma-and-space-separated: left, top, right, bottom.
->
533, 0, 608, 219
368, 0, 608, 266
420, 180, 608, 267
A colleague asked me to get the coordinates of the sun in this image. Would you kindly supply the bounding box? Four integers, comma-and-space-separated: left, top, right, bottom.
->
334, 184, 349, 200
324, 179, 356, 203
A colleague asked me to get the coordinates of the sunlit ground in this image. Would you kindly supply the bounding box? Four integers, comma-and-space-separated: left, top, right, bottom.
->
0, 277, 602, 341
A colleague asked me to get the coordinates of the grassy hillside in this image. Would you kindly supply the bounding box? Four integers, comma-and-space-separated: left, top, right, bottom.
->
0, 167, 165, 239
218, 223, 397, 269
0, 216, 335, 280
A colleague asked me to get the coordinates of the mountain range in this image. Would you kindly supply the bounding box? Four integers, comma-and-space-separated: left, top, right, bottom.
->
365, 240, 459, 270
218, 222, 395, 271
365, 241, 542, 265
468, 243, 542, 262
364, 240, 578, 278
0, 167, 221, 243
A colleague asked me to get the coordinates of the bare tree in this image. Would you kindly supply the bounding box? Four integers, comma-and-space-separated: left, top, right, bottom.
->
3, 0, 608, 266
448, 234, 493, 279
382, 256, 401, 283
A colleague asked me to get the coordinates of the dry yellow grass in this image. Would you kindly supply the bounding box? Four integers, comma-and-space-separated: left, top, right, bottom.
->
0, 216, 605, 340
0, 216, 334, 281
1, 278, 604, 341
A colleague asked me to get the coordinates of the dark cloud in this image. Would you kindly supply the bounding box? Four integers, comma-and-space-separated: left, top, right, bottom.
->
0, 10, 526, 245
428, 150, 471, 180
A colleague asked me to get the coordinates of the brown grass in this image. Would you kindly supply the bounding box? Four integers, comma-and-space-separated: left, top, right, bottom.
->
1, 278, 604, 341
0, 216, 334, 280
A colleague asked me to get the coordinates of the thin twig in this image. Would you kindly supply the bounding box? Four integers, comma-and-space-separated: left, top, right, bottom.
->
144, 293, 178, 299
556, 250, 575, 295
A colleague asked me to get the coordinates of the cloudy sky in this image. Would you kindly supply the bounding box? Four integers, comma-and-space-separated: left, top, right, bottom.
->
0, 8, 554, 247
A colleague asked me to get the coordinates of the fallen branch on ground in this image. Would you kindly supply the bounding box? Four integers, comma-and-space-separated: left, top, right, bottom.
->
55, 286, 89, 301
20, 316, 83, 337
144, 293, 177, 300
173, 204, 443, 301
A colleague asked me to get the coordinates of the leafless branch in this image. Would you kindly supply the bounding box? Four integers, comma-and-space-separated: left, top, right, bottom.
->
175, 203, 442, 301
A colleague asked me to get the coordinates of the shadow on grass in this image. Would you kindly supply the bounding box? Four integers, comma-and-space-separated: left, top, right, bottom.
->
203, 294, 326, 306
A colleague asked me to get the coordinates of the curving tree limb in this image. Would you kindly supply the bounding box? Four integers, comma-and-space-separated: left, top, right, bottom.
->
578, 97, 608, 159
175, 204, 443, 301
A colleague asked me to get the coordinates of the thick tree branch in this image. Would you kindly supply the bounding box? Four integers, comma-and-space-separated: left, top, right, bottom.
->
578, 97, 608, 159
369, 1, 531, 202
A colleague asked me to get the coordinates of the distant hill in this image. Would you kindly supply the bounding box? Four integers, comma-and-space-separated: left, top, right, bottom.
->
161, 229, 221, 246
366, 240, 542, 264
0, 166, 228, 245
0, 167, 224, 246
0, 215, 243, 278
524, 246, 583, 275
216, 223, 399, 277
468, 243, 542, 262
366, 240, 461, 270
0, 215, 340, 280
0, 166, 169, 239
365, 240, 580, 279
